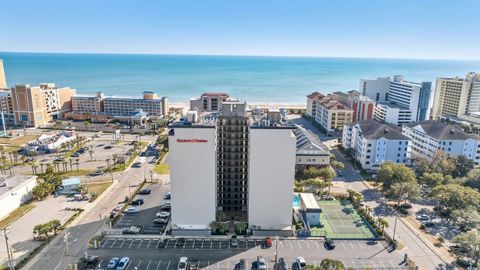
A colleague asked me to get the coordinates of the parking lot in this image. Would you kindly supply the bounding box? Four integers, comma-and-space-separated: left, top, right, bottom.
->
92, 238, 406, 269
114, 182, 171, 234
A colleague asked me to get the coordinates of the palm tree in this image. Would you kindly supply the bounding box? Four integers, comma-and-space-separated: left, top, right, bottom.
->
13, 153, 18, 165
89, 149, 94, 161
39, 163, 45, 174
8, 152, 13, 165
0, 145, 4, 157
83, 121, 90, 131
68, 158, 73, 171
75, 158, 80, 171
21, 155, 26, 165
31, 160, 38, 174
377, 217, 389, 235
49, 220, 61, 235
62, 160, 68, 172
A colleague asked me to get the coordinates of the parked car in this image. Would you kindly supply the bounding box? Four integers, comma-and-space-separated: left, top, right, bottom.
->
131, 198, 144, 206
104, 145, 113, 149
292, 257, 306, 270
324, 195, 336, 201
230, 235, 238, 247
160, 204, 171, 211
25, 157, 34, 163
71, 152, 81, 157
154, 218, 168, 224
416, 214, 430, 221
89, 170, 103, 177
54, 157, 65, 162
234, 259, 246, 270
106, 257, 119, 269
116, 257, 130, 270
324, 239, 336, 250
83, 255, 100, 270
113, 203, 125, 212
138, 189, 151, 195
176, 238, 186, 247
177, 257, 189, 270
164, 192, 171, 200
124, 207, 139, 214
156, 211, 170, 218
263, 237, 272, 248
276, 257, 287, 270
122, 226, 141, 234
257, 256, 266, 270
337, 171, 344, 177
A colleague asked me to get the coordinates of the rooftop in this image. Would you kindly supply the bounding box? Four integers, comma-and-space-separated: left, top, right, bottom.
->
404, 120, 480, 140
351, 119, 409, 140
0, 175, 37, 197
377, 102, 409, 110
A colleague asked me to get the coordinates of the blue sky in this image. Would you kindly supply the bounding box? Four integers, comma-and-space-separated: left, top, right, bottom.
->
1, 0, 479, 60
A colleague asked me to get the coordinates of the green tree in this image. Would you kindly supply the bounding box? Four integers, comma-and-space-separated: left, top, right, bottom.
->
377, 217, 389, 234
388, 181, 420, 206
331, 160, 344, 170
451, 207, 480, 230
453, 155, 475, 178
430, 184, 480, 220
320, 259, 346, 270
419, 172, 448, 188
49, 220, 62, 235
452, 229, 480, 266
376, 162, 416, 190
344, 147, 355, 159
464, 168, 480, 191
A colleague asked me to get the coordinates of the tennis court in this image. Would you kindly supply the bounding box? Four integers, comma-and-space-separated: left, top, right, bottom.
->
310, 200, 378, 239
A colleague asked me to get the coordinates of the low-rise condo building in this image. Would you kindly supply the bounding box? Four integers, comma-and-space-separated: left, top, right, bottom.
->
294, 125, 331, 172
306, 92, 353, 133
402, 120, 480, 165
374, 102, 413, 125
342, 120, 411, 170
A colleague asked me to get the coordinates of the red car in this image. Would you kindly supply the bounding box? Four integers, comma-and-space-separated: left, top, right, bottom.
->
263, 237, 272, 248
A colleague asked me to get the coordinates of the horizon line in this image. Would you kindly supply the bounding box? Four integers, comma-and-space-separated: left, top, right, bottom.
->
1, 50, 480, 62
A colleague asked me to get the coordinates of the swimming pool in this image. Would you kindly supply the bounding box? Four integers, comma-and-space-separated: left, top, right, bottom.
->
293, 194, 300, 207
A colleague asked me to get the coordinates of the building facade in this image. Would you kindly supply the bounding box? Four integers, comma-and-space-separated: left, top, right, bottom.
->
0, 60, 6, 90
360, 75, 432, 123
307, 93, 353, 133
169, 102, 296, 236
104, 91, 165, 117
190, 92, 231, 112
374, 102, 413, 125
0, 175, 37, 220
294, 126, 331, 172
432, 72, 480, 120
342, 120, 411, 170
332, 90, 375, 122
402, 120, 480, 165
11, 83, 76, 127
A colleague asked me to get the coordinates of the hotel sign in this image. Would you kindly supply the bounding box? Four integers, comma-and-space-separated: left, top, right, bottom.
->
177, 139, 208, 143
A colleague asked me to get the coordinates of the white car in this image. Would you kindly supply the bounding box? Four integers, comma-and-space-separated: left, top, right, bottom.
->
257, 256, 266, 270
177, 257, 189, 270
125, 207, 139, 214
116, 257, 130, 270
156, 211, 170, 218
293, 257, 306, 269
416, 214, 430, 221
113, 203, 125, 212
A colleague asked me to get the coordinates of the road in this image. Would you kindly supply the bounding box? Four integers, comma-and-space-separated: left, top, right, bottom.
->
290, 115, 451, 270
23, 138, 162, 270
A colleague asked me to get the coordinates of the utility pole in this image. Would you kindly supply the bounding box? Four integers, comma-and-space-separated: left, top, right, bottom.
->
2, 228, 15, 270
274, 236, 279, 269
64, 232, 70, 269
392, 215, 399, 247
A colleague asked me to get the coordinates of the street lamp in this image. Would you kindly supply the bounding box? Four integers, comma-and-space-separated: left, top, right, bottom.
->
1, 228, 15, 270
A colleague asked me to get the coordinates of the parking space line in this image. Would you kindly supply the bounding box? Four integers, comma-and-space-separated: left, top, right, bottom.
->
201, 240, 205, 248
128, 240, 135, 248
349, 242, 355, 249
218, 240, 221, 249
101, 240, 109, 248
289, 240, 293, 249
314, 240, 319, 249
119, 239, 126, 248
340, 241, 346, 249
296, 241, 302, 249
156, 260, 162, 270
305, 240, 310, 249
145, 260, 152, 270
210, 240, 213, 249
166, 260, 171, 270
110, 239, 117, 248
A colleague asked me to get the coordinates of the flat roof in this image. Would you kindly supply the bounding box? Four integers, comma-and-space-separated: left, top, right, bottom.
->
299, 192, 320, 210
0, 175, 36, 197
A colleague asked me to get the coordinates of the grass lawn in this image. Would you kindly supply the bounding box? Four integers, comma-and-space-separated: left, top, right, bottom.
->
0, 204, 36, 229
86, 181, 112, 197
0, 135, 39, 147
154, 164, 170, 174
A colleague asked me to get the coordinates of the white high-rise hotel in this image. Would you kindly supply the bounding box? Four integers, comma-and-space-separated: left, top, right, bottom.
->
169, 101, 296, 236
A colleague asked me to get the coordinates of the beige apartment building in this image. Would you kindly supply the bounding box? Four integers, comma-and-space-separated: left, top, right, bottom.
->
190, 92, 232, 112
432, 72, 480, 119
0, 60, 7, 90
307, 92, 353, 133
11, 83, 76, 127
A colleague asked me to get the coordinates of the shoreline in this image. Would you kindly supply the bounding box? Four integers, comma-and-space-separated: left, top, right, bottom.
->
168, 101, 306, 110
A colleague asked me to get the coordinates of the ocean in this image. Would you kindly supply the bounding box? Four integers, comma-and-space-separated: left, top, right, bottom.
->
1, 52, 479, 104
